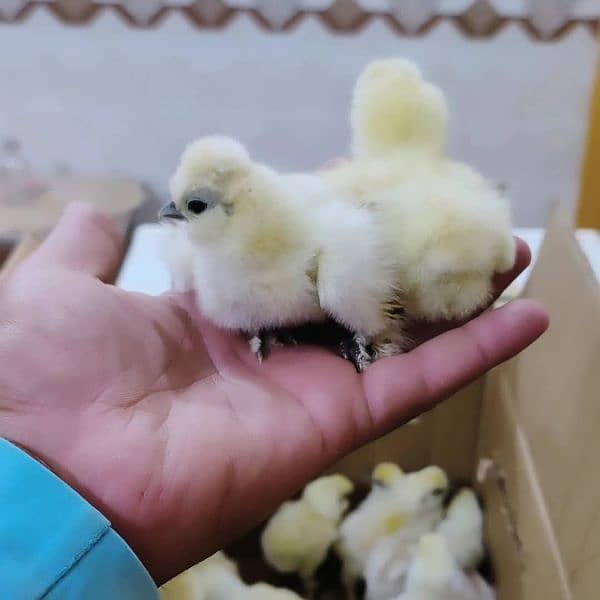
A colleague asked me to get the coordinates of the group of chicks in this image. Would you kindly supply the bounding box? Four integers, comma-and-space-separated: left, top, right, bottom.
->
161, 552, 301, 600
161, 464, 494, 600
160, 58, 515, 372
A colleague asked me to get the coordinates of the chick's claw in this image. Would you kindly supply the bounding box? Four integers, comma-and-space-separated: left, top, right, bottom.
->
340, 333, 375, 373
249, 334, 266, 363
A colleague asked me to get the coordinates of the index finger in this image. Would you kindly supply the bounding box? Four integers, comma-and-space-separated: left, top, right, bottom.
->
363, 299, 549, 431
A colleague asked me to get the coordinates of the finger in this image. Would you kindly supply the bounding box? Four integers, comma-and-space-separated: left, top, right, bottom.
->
363, 299, 548, 430
33, 203, 124, 281
491, 237, 531, 298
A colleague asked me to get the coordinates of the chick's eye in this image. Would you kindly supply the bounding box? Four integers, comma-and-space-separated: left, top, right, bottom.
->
187, 199, 208, 215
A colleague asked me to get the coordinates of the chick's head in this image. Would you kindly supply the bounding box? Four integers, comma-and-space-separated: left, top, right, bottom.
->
352, 58, 448, 157
303, 474, 355, 521
164, 135, 254, 242
397, 466, 449, 514
371, 462, 404, 488
445, 488, 482, 525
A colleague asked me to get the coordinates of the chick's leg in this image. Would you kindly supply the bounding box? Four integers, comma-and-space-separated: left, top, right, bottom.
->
248, 330, 275, 363
339, 333, 375, 373
269, 327, 300, 347
302, 576, 317, 600
370, 323, 413, 363
249, 326, 303, 364
248, 334, 264, 363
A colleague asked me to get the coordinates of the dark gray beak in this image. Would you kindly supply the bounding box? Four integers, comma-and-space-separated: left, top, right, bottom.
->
158, 201, 186, 222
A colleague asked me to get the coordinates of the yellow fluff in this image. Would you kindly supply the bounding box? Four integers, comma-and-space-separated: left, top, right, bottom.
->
260, 474, 354, 593
160, 551, 303, 600
337, 465, 449, 599
161, 57, 515, 370
351, 58, 448, 157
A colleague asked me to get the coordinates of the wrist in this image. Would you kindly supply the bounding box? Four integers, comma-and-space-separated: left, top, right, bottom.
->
4, 438, 53, 471
0, 433, 164, 582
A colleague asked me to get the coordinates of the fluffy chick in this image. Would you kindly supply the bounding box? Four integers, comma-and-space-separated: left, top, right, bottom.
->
337, 464, 449, 599
162, 133, 397, 368
437, 488, 484, 571
161, 58, 515, 370
364, 487, 484, 600
260, 474, 354, 596
364, 524, 420, 600
160, 551, 303, 600
163, 136, 325, 335
395, 534, 495, 600
324, 58, 515, 357
351, 58, 448, 157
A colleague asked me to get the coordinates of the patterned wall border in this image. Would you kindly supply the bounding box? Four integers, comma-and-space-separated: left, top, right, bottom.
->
1, 1, 598, 41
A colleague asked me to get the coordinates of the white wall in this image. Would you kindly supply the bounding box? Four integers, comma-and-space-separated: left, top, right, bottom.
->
0, 7, 596, 225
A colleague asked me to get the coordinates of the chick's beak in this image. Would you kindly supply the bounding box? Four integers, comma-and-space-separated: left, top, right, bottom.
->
158, 201, 186, 222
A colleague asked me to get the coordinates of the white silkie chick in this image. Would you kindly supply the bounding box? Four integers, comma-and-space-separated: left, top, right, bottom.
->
337, 464, 449, 599
260, 474, 354, 597
364, 487, 484, 600
364, 525, 420, 600
323, 58, 515, 355
437, 488, 484, 571
160, 551, 303, 600
160, 58, 515, 370
395, 533, 495, 600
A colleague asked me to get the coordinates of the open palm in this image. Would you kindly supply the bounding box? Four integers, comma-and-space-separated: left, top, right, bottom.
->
0, 204, 547, 585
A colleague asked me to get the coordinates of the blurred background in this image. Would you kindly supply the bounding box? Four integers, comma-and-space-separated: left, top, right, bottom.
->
1, 0, 599, 238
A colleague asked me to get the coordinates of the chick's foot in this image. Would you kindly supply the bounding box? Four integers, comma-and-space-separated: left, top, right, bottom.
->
339, 333, 374, 373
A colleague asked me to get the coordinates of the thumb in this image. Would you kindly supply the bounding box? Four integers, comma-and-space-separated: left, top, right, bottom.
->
32, 203, 124, 282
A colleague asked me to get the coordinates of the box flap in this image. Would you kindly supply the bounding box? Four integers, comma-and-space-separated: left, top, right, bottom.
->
477, 369, 571, 600
502, 208, 600, 591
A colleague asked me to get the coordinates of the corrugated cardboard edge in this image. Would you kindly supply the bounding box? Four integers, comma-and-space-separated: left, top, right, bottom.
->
477, 207, 600, 600
511, 207, 600, 589
477, 370, 572, 600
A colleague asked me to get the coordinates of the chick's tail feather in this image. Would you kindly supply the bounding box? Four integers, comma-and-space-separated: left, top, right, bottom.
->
351, 58, 448, 157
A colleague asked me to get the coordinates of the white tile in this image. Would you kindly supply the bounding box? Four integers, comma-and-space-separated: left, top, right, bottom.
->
574, 0, 600, 16
223, 0, 260, 8
527, 0, 576, 36
488, 0, 527, 16
355, 0, 390, 12
256, 0, 300, 26
122, 0, 163, 22
391, 0, 439, 31
301, 0, 336, 9
438, 0, 478, 13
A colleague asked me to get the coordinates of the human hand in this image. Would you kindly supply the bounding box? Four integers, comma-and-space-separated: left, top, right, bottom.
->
0, 204, 547, 584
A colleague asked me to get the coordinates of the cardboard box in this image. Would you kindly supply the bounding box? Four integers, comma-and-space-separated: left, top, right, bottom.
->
222, 210, 599, 599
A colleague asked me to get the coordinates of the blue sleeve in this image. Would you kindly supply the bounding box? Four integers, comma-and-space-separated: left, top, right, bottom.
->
0, 438, 159, 600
